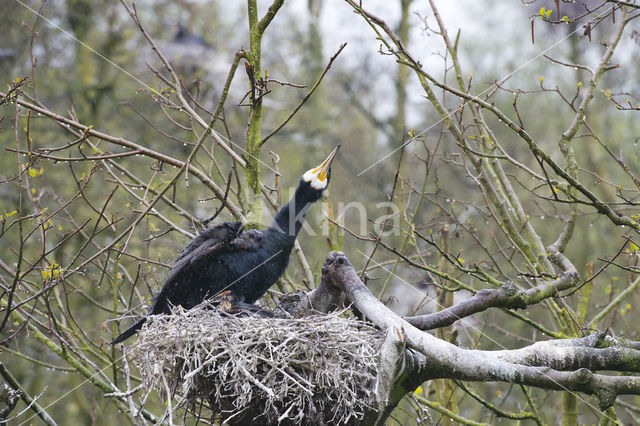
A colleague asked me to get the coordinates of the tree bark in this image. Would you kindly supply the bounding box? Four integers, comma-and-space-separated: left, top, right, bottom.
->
319, 251, 640, 421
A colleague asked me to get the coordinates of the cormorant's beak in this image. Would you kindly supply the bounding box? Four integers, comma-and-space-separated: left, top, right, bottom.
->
311, 145, 340, 183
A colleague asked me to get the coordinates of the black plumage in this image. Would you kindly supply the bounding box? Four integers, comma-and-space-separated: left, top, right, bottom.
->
111, 146, 339, 344
173, 25, 210, 48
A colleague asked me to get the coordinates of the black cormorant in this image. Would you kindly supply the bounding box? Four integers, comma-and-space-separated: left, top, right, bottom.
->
111, 146, 339, 344
173, 25, 210, 48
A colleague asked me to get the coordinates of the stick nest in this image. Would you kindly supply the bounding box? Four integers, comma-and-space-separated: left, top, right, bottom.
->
132, 304, 384, 425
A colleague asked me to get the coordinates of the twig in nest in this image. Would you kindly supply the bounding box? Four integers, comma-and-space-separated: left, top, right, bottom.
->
132, 303, 383, 425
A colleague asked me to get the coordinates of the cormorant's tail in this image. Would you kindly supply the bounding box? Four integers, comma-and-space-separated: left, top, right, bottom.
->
111, 318, 146, 345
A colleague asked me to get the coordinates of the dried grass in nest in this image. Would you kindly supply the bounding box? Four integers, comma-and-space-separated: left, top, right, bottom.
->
132, 303, 384, 425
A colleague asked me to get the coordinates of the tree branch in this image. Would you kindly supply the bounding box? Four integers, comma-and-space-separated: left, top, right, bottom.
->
261, 43, 347, 145
405, 248, 579, 330
0, 94, 243, 219
0, 362, 56, 426
257, 0, 286, 35
321, 251, 640, 412
344, 0, 640, 232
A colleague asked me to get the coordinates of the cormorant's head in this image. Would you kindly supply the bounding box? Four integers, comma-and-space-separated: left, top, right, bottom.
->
299, 145, 340, 202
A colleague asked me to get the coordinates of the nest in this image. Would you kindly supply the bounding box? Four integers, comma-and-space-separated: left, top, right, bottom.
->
132, 304, 384, 425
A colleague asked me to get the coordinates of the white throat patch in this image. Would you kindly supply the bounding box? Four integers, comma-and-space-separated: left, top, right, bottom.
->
303, 169, 328, 190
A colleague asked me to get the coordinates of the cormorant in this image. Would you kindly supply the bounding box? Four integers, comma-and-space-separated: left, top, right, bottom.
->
173, 25, 210, 48
111, 146, 340, 344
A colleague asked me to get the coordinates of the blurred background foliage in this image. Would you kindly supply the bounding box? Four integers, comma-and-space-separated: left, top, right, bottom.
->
1, 0, 639, 424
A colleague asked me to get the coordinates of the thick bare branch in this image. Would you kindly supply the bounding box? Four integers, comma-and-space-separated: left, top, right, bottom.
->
322, 251, 640, 410
406, 248, 579, 330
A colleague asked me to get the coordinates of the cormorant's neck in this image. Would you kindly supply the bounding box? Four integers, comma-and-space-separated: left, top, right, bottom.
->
271, 187, 315, 238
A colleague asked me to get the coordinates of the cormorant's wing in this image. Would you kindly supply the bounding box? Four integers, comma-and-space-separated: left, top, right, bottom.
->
111, 221, 245, 344
175, 221, 244, 265
226, 228, 266, 251
150, 221, 244, 314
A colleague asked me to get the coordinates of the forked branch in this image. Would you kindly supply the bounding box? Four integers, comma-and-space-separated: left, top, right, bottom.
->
321, 251, 640, 415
